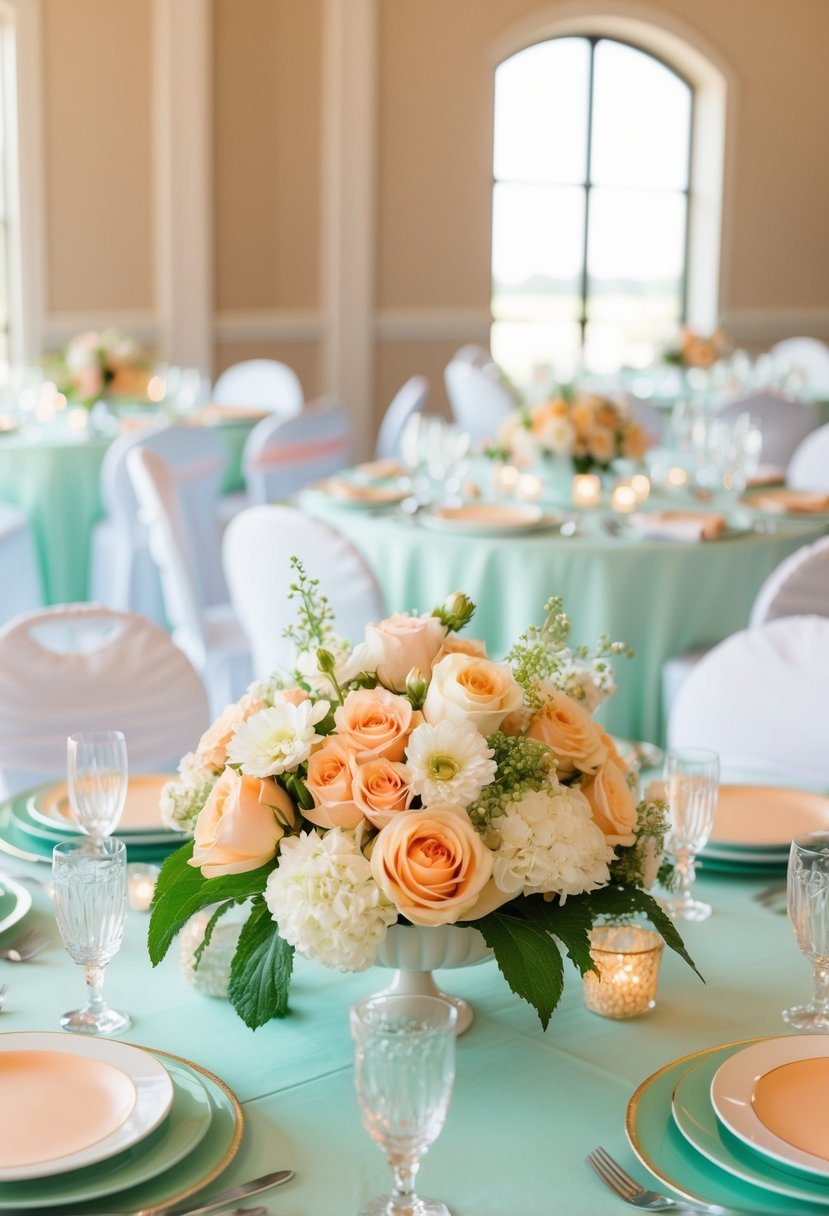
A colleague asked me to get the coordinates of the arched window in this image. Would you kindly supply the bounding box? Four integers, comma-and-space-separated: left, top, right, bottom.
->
492, 35, 694, 391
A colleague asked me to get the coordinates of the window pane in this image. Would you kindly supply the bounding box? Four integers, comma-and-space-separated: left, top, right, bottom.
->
587, 187, 686, 317
584, 319, 678, 373
492, 319, 582, 394
591, 40, 691, 190
494, 39, 589, 185
492, 182, 584, 321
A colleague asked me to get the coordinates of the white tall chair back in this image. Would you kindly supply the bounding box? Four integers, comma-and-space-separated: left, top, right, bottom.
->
749, 536, 829, 627
0, 604, 209, 799
770, 337, 829, 395
0, 504, 42, 626
787, 422, 829, 490
668, 615, 829, 786
222, 505, 384, 680
376, 376, 429, 460
444, 361, 516, 445
451, 344, 494, 368
713, 392, 818, 468
212, 359, 304, 417
243, 400, 351, 505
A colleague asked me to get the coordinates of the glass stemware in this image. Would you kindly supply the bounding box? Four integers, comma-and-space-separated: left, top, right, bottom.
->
351, 994, 457, 1216
784, 832, 829, 1031
52, 837, 131, 1035
661, 747, 720, 922
67, 730, 128, 843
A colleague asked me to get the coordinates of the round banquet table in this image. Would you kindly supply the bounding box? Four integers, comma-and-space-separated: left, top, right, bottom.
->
0, 416, 252, 605
300, 486, 829, 746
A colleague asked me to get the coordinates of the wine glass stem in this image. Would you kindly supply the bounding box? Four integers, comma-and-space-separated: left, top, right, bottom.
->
812, 965, 829, 1013
673, 850, 696, 901
390, 1157, 420, 1210
84, 963, 106, 1012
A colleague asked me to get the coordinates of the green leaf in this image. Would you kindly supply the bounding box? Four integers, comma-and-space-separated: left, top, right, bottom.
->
281, 771, 314, 812
582, 885, 704, 982
147, 843, 273, 966
514, 894, 598, 977
192, 899, 235, 970
475, 910, 565, 1031
227, 901, 294, 1029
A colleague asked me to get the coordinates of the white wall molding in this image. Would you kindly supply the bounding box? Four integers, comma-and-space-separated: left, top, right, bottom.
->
42, 310, 161, 350
152, 0, 212, 374
376, 308, 493, 343
322, 0, 377, 456
214, 309, 323, 345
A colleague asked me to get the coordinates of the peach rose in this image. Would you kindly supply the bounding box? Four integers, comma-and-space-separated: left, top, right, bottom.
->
275, 686, 310, 706
334, 687, 418, 761
422, 654, 523, 736
304, 737, 364, 830
189, 767, 295, 878
596, 726, 630, 775
437, 634, 488, 660
370, 804, 494, 926
365, 613, 447, 692
352, 757, 414, 829
195, 693, 267, 771
586, 425, 615, 465
621, 423, 650, 462
581, 761, 638, 847
526, 690, 607, 777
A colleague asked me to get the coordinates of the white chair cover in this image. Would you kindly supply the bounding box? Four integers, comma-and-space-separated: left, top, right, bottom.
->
127, 448, 251, 716
243, 400, 351, 506
0, 504, 42, 627
376, 376, 429, 460
668, 615, 829, 786
749, 535, 829, 627
451, 344, 494, 369
444, 361, 516, 446
222, 505, 384, 680
787, 422, 829, 490
90, 423, 230, 620
0, 604, 209, 800
770, 337, 829, 395
212, 359, 304, 417
713, 392, 818, 468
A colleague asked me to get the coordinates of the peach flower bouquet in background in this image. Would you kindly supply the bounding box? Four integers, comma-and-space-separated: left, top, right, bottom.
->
490, 391, 651, 474
148, 560, 695, 1029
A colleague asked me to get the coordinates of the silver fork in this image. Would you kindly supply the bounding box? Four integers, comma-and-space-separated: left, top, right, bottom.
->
0, 927, 49, 961
587, 1147, 725, 1213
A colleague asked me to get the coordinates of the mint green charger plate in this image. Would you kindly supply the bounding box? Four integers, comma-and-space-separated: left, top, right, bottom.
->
0, 798, 180, 866
627, 1040, 829, 1213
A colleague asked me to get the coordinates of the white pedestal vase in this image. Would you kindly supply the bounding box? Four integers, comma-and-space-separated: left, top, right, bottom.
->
373, 924, 494, 1035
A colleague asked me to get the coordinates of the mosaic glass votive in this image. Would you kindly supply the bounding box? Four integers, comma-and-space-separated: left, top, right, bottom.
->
583, 924, 664, 1019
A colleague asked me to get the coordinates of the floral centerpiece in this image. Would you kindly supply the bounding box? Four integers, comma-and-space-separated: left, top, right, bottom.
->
488, 392, 650, 474
149, 562, 696, 1030
61, 328, 148, 407
663, 326, 731, 370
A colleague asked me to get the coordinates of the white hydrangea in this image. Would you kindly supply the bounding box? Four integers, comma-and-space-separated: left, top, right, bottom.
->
265, 829, 397, 972
485, 784, 615, 902
227, 700, 329, 776
159, 753, 217, 834
405, 720, 496, 808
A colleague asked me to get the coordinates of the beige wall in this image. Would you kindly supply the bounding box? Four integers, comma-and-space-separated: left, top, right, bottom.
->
36, 0, 829, 436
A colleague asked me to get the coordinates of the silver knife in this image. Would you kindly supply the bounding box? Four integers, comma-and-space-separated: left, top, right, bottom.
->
134, 1169, 295, 1216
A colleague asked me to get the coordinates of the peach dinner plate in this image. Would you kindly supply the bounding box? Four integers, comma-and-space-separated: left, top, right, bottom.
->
0, 1033, 174, 1181
709, 785, 829, 850
314, 477, 408, 506
745, 488, 829, 514
30, 773, 174, 836
419, 503, 555, 534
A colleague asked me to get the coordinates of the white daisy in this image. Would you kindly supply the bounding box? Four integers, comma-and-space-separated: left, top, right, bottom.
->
405, 720, 496, 808
227, 700, 329, 776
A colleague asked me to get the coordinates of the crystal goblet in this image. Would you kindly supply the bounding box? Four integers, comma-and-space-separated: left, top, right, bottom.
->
661, 747, 719, 921
52, 837, 131, 1035
67, 730, 128, 842
351, 993, 457, 1216
784, 832, 829, 1031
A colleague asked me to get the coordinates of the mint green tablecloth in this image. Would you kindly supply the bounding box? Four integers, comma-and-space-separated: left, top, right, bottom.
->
0, 422, 252, 604
0, 853, 802, 1216
299, 489, 827, 746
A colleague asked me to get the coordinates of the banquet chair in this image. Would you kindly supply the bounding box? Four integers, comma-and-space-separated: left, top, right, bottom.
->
375, 376, 429, 460
451, 344, 495, 369
0, 604, 209, 800
0, 504, 42, 627
242, 399, 351, 505
787, 422, 829, 490
713, 392, 818, 468
770, 337, 829, 395
127, 448, 251, 717
89, 423, 230, 623
212, 359, 304, 417
667, 615, 829, 787
222, 505, 384, 680
444, 361, 516, 446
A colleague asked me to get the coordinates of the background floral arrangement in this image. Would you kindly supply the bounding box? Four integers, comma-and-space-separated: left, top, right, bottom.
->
489, 391, 651, 474
149, 561, 695, 1030
61, 328, 148, 406
663, 326, 732, 370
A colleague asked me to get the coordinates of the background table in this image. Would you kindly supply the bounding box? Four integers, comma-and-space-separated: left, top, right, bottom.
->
301, 489, 827, 745
0, 852, 805, 1216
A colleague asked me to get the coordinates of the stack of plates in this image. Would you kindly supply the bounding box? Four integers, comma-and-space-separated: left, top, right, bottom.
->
417, 503, 561, 535
0, 1032, 242, 1212
701, 785, 829, 875
0, 776, 188, 866
628, 1036, 829, 1213
0, 877, 31, 938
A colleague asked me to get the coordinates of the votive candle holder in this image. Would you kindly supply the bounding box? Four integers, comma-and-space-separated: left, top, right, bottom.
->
583, 924, 664, 1019
572, 473, 602, 509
